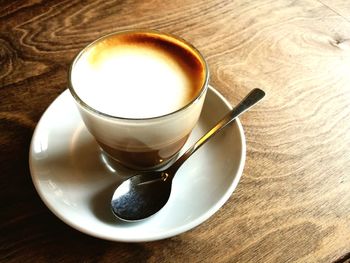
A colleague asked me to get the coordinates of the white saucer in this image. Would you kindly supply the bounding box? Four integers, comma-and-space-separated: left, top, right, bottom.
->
29, 86, 246, 242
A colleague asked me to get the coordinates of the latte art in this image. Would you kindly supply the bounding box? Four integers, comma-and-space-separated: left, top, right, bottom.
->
71, 32, 206, 118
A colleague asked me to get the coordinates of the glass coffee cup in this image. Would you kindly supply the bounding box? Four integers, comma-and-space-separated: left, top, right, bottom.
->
68, 30, 209, 170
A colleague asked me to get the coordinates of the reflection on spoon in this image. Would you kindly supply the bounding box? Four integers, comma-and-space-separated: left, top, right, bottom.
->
111, 88, 265, 221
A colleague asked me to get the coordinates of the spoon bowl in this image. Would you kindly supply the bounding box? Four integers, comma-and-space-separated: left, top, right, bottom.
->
111, 88, 265, 221
111, 172, 171, 221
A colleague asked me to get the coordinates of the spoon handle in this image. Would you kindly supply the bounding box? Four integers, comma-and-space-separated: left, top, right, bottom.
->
169, 88, 265, 173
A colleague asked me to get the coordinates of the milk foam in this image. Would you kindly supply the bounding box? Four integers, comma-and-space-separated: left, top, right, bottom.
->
71, 37, 202, 119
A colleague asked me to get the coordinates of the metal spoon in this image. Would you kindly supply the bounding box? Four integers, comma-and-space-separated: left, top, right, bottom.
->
111, 88, 265, 221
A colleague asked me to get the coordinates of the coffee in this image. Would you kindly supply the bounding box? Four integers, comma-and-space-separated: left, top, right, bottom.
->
96, 135, 190, 169
71, 31, 205, 118
69, 30, 209, 170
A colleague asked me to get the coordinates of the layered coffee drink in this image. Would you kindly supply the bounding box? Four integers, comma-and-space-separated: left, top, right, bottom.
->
69, 30, 208, 170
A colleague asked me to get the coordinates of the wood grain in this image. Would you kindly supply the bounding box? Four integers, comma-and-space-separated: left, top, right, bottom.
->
1, 0, 350, 262
318, 0, 350, 21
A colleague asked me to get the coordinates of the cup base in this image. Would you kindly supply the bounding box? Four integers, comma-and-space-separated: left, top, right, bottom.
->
99, 147, 179, 172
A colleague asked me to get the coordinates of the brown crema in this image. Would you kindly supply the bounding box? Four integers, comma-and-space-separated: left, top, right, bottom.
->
72, 31, 206, 118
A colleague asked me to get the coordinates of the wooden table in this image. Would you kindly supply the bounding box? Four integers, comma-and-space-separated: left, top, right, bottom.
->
1, 0, 350, 262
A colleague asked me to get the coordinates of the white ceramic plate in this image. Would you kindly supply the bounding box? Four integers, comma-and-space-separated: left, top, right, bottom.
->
29, 86, 246, 242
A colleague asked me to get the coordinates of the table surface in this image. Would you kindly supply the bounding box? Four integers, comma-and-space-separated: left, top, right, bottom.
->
1, 0, 350, 262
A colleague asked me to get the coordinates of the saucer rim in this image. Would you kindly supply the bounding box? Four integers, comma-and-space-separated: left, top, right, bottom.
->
29, 85, 246, 242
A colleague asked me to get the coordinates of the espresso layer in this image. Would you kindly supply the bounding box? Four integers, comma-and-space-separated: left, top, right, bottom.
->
97, 134, 189, 169
71, 31, 206, 118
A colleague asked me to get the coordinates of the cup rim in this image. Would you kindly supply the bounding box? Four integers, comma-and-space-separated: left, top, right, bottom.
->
67, 29, 209, 121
